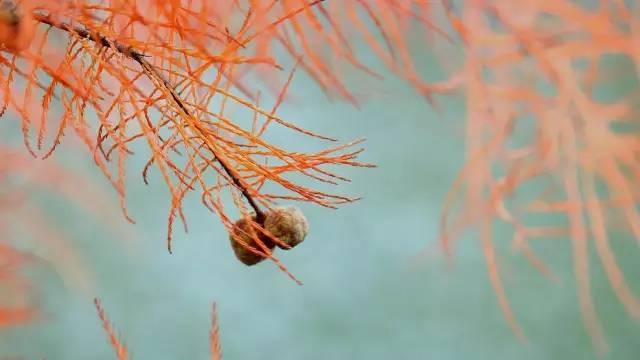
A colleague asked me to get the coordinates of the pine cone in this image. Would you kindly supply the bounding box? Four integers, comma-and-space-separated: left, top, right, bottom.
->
264, 206, 309, 250
228, 214, 275, 266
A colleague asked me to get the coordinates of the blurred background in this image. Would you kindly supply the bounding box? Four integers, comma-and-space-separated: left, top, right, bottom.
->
1, 19, 640, 360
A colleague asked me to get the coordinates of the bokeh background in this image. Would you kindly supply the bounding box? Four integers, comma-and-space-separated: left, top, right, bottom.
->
1, 24, 640, 360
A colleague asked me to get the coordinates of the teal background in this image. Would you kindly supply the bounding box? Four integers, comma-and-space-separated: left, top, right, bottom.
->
1, 29, 640, 360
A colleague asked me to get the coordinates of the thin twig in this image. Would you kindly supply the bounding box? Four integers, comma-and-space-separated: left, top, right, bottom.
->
32, 12, 266, 222
210, 302, 222, 360
94, 298, 128, 360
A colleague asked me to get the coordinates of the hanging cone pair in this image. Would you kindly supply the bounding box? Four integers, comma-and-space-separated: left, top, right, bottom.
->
229, 206, 309, 266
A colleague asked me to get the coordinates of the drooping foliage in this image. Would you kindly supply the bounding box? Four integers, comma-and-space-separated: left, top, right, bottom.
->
1, 0, 640, 355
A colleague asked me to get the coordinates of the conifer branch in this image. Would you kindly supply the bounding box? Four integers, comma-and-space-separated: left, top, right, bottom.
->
32, 12, 266, 222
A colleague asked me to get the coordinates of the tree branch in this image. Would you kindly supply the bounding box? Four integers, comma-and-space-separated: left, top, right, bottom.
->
32, 12, 266, 222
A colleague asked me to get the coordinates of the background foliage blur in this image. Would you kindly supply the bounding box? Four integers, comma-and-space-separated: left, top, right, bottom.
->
1, 1, 640, 359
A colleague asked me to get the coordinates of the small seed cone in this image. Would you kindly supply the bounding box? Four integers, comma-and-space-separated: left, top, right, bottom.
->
264, 206, 309, 250
229, 215, 275, 266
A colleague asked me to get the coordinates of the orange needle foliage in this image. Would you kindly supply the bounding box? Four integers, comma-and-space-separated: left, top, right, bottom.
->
223, 0, 640, 352
0, 0, 371, 279
93, 298, 223, 360
0, 0, 373, 346
94, 298, 129, 360
240, 0, 449, 105
0, 146, 125, 333
429, 1, 640, 353
209, 303, 222, 360
0, 243, 35, 328
2, 0, 640, 355
254, 0, 640, 351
